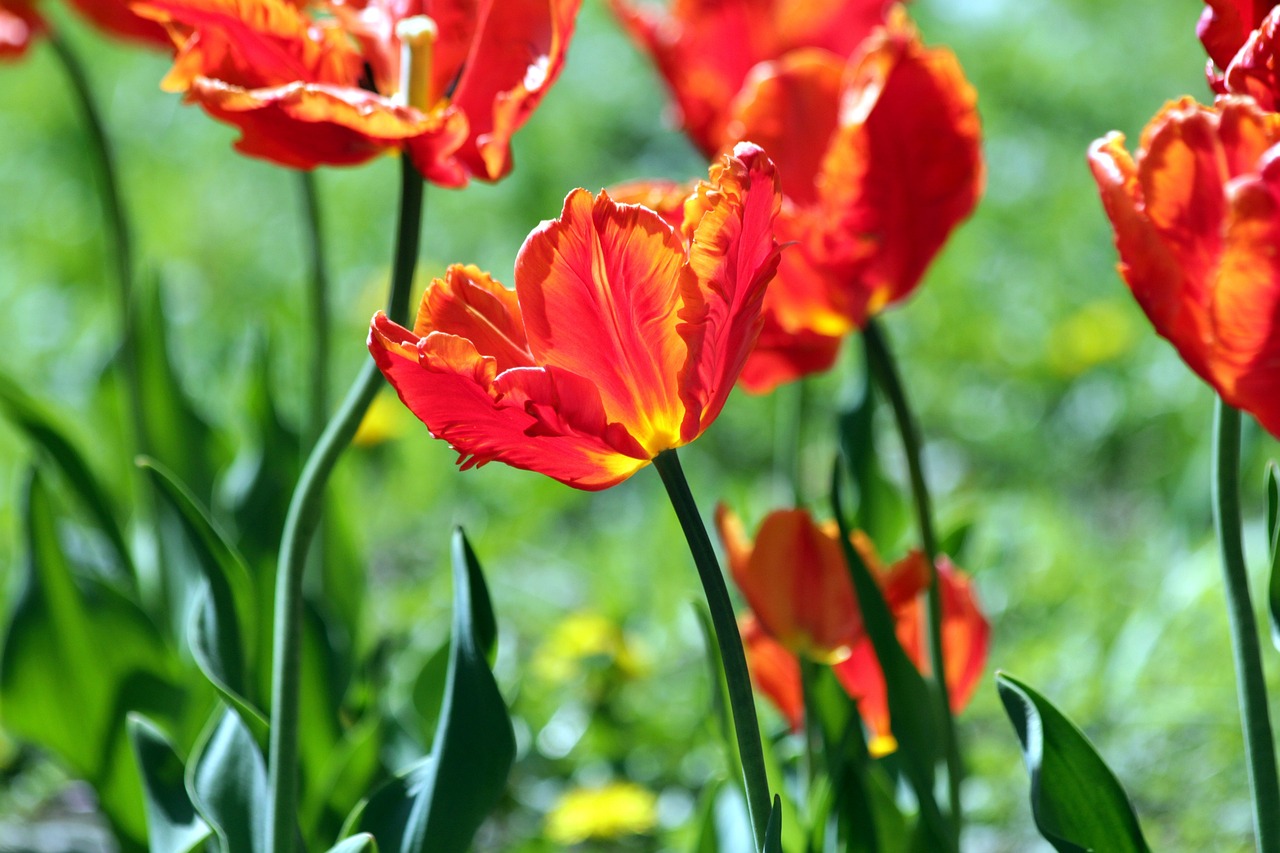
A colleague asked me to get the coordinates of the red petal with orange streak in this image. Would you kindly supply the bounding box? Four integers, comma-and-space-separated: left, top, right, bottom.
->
678, 142, 781, 441
737, 310, 843, 394
832, 636, 892, 747
369, 313, 649, 490
1199, 0, 1274, 72
818, 11, 982, 320
720, 507, 860, 659
0, 0, 45, 59
740, 615, 804, 732
413, 264, 534, 371
450, 0, 582, 181
607, 179, 695, 232
516, 187, 688, 455
187, 79, 468, 173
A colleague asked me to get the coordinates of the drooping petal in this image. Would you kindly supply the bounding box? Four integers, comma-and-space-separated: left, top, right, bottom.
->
450, 0, 582, 180
515, 187, 689, 455
369, 312, 650, 489
677, 142, 781, 441
831, 636, 895, 756
0, 0, 44, 59
736, 310, 843, 394
184, 79, 469, 175
815, 9, 982, 320
740, 614, 804, 732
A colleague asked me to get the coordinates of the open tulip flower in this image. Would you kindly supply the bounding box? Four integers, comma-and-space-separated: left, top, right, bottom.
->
135, 0, 580, 181
367, 142, 782, 489
1089, 96, 1280, 438
718, 505, 989, 751
613, 7, 982, 391
0, 0, 44, 58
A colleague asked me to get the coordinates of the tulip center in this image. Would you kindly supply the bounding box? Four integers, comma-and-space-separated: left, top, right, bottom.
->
396, 15, 439, 112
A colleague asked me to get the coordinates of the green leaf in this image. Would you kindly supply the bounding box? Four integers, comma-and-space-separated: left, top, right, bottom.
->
349, 528, 514, 853
187, 706, 269, 853
1267, 462, 1280, 651
996, 672, 1151, 853
837, 372, 908, 549
139, 457, 265, 731
326, 835, 379, 853
0, 468, 182, 850
762, 796, 783, 853
0, 373, 133, 582
127, 713, 211, 853
830, 467, 951, 851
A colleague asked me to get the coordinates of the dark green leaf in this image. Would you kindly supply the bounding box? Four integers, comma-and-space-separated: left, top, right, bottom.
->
127, 713, 211, 853
1267, 462, 1280, 651
996, 672, 1151, 853
139, 457, 264, 729
837, 371, 908, 548
349, 528, 514, 853
763, 796, 784, 853
0, 373, 132, 582
0, 468, 181, 850
830, 467, 952, 851
187, 706, 269, 853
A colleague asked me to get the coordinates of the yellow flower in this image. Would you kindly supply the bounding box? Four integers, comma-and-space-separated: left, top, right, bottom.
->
545, 782, 658, 844
532, 612, 644, 683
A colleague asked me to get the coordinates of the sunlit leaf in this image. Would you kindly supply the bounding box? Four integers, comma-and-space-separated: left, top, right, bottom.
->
127, 713, 212, 853
326, 835, 379, 853
187, 706, 270, 853
347, 528, 514, 853
996, 672, 1151, 853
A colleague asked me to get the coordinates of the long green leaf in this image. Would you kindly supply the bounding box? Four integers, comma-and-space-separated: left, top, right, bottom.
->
127, 713, 212, 853
996, 672, 1150, 853
0, 468, 182, 850
830, 468, 951, 850
349, 528, 514, 853
187, 706, 270, 853
326, 836, 379, 853
837, 371, 908, 548
140, 457, 264, 730
0, 374, 132, 580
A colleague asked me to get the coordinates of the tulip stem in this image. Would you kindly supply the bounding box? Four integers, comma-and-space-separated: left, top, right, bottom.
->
862, 319, 962, 838
266, 157, 424, 853
299, 171, 331, 449
653, 449, 772, 851
1212, 400, 1280, 853
48, 30, 145, 456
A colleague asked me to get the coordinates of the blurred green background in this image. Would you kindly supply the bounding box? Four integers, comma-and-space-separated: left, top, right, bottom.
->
2, 0, 1278, 850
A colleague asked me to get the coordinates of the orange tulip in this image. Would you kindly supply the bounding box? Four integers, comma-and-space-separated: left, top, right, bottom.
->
367, 143, 782, 489
136, 0, 579, 181
0, 0, 44, 58
610, 0, 891, 157
1089, 96, 1280, 437
612, 8, 982, 392
719, 505, 988, 751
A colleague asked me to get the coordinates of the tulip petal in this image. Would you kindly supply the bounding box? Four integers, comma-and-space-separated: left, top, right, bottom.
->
740, 615, 804, 732
516, 188, 688, 455
0, 0, 44, 59
369, 313, 649, 490
413, 265, 535, 373
678, 143, 782, 441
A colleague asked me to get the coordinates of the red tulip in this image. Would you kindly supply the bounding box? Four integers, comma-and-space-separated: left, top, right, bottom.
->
1089, 97, 1280, 437
0, 0, 45, 58
368, 143, 781, 489
136, 0, 580, 181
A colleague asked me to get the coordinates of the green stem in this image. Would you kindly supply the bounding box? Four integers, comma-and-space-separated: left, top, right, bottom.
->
861, 319, 961, 837
266, 158, 424, 853
773, 379, 805, 506
48, 30, 145, 455
653, 449, 772, 851
298, 172, 331, 450
1212, 400, 1280, 853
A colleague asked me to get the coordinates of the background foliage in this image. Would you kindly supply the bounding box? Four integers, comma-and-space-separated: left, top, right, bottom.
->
1, 0, 1278, 850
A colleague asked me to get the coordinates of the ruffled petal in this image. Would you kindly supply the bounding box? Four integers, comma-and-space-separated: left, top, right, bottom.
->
369, 313, 649, 490
677, 142, 781, 441
1198, 0, 1274, 74
413, 264, 534, 371
515, 187, 688, 455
